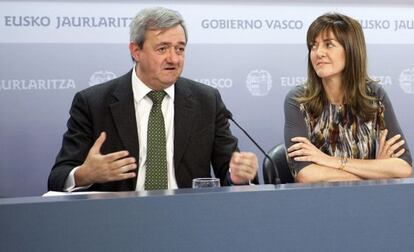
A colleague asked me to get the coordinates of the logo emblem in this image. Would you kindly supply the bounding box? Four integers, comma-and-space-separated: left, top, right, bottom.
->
399, 68, 414, 94
246, 70, 272, 96
89, 70, 117, 86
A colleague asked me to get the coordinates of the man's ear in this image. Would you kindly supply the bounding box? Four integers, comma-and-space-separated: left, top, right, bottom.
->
129, 42, 140, 62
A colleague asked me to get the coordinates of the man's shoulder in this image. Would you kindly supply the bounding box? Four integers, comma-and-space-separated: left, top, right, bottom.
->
177, 76, 211, 88
176, 77, 218, 95
79, 71, 131, 97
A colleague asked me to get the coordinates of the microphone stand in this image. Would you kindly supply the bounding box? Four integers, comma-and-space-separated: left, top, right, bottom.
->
225, 110, 281, 185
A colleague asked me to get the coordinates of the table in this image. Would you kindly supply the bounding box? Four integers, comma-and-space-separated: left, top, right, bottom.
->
1, 179, 414, 251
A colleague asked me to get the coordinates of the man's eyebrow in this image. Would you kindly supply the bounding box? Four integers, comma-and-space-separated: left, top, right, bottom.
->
155, 42, 171, 46
155, 41, 186, 46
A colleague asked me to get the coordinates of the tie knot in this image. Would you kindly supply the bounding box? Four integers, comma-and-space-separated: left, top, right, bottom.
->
147, 91, 166, 105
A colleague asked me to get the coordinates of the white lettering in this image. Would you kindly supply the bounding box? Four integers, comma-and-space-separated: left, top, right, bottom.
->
394, 20, 414, 31
4, 16, 50, 27
372, 76, 392, 85
56, 16, 132, 29
195, 78, 233, 88
280, 77, 306, 87
0, 79, 76, 91
359, 19, 390, 29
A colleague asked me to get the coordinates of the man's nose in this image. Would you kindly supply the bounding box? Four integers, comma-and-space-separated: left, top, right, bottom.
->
166, 48, 180, 63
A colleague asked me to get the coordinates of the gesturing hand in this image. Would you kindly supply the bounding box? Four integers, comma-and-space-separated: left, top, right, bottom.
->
287, 137, 334, 167
229, 152, 258, 184
75, 132, 137, 186
376, 129, 405, 159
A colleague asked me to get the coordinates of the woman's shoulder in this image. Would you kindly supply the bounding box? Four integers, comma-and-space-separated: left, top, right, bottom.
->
286, 85, 306, 100
284, 85, 307, 112
366, 80, 387, 100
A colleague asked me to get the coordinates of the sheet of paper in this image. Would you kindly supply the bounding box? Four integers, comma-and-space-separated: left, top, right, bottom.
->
42, 191, 109, 197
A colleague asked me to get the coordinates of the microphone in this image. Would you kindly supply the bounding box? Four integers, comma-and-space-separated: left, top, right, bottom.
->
223, 109, 280, 184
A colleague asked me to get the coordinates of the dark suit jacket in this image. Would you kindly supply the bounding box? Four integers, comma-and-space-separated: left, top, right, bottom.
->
48, 70, 238, 191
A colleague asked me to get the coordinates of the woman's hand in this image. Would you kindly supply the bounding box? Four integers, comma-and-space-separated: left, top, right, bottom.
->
376, 129, 405, 159
287, 137, 336, 168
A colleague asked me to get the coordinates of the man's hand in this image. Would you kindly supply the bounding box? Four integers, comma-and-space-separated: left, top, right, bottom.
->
75, 132, 137, 187
229, 152, 258, 184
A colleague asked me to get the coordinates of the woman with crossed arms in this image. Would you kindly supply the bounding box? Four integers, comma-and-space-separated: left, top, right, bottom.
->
284, 13, 412, 182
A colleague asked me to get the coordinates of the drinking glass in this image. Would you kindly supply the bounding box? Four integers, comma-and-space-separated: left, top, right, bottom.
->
192, 178, 220, 188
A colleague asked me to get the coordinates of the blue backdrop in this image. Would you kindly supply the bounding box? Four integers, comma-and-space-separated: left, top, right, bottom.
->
1, 0, 414, 197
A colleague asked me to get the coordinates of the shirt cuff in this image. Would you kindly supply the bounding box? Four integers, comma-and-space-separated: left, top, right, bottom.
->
64, 166, 92, 192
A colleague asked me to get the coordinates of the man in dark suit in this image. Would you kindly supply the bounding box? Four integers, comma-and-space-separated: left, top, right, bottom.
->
48, 7, 258, 192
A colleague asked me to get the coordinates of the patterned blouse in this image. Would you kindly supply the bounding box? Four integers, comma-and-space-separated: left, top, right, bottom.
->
284, 83, 412, 175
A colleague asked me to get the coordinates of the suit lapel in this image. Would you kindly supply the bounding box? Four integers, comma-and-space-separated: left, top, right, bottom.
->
109, 70, 140, 163
108, 74, 195, 185
174, 78, 195, 169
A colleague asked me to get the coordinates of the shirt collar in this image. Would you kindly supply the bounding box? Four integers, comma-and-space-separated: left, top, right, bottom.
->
131, 65, 175, 103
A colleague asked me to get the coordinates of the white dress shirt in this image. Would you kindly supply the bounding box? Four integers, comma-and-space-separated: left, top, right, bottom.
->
64, 67, 177, 191
131, 68, 177, 190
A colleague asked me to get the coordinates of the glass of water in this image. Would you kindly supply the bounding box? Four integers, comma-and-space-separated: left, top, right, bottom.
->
192, 178, 220, 188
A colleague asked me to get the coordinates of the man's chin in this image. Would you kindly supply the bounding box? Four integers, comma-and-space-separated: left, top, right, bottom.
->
161, 77, 179, 85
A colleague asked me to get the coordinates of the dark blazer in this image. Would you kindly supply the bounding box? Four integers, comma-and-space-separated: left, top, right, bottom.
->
48, 70, 238, 191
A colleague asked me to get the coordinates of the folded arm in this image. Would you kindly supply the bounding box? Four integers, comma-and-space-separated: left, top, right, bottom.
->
290, 136, 412, 183
283, 86, 412, 184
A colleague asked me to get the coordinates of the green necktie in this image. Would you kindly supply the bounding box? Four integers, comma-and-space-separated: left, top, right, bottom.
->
145, 91, 168, 190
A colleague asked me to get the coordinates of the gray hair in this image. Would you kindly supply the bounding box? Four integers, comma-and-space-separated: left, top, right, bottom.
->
130, 7, 188, 48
